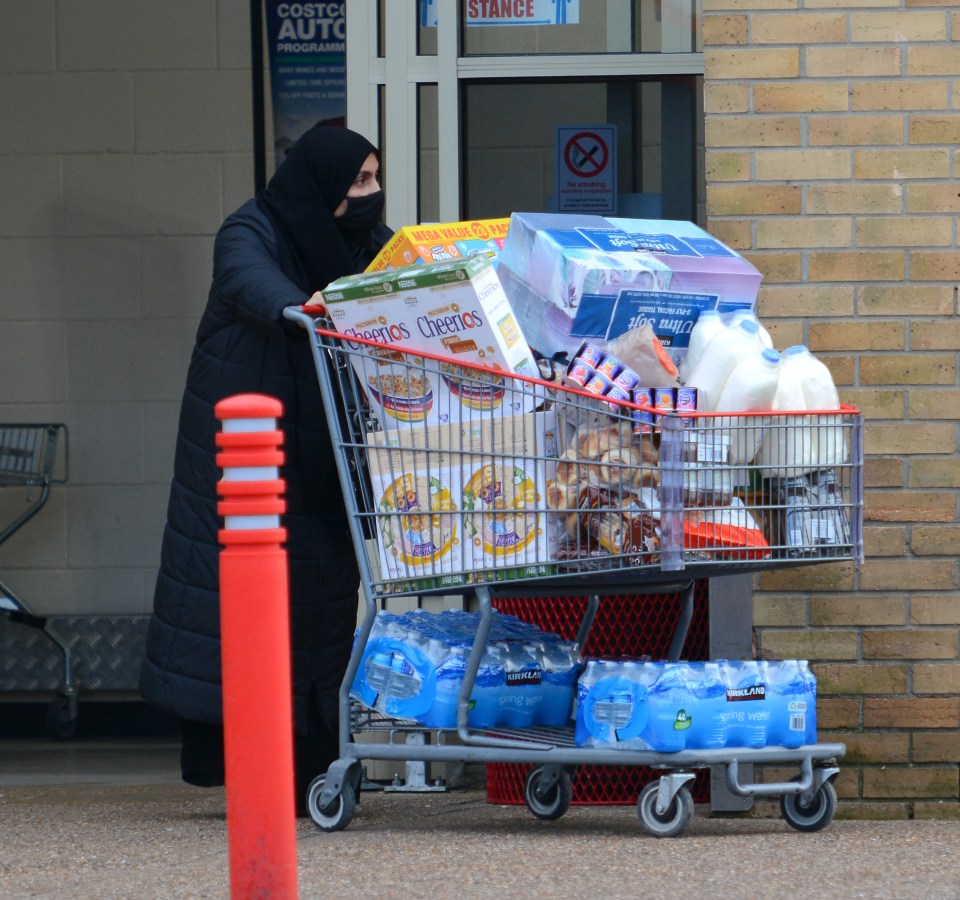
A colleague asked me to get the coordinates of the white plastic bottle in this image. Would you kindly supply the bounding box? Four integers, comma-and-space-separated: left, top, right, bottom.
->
759, 345, 845, 476
679, 309, 726, 382
684, 318, 766, 411
713, 347, 781, 464
727, 309, 774, 350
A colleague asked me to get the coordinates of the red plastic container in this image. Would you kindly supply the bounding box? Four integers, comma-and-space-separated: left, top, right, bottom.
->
487, 582, 711, 806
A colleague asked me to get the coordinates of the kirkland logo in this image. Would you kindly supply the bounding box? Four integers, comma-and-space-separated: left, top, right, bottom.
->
726, 685, 766, 702
505, 669, 541, 686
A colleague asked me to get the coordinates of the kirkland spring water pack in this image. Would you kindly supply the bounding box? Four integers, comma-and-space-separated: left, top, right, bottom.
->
350, 609, 581, 729
575, 659, 816, 751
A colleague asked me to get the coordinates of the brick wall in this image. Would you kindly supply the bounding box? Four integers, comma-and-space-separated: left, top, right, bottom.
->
704, 1, 959, 817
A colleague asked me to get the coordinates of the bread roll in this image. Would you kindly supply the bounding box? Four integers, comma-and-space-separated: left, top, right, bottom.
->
576, 427, 603, 459
598, 447, 642, 485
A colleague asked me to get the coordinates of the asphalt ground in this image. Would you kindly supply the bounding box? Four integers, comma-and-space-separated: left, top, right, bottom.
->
2, 734, 960, 899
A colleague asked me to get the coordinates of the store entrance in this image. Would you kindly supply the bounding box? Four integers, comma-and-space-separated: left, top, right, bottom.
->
345, 0, 704, 228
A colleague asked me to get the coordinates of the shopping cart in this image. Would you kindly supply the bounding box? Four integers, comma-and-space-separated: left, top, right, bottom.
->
0, 424, 76, 738
284, 307, 864, 837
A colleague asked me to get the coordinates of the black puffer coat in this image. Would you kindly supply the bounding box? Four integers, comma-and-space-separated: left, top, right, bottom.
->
140, 126, 389, 735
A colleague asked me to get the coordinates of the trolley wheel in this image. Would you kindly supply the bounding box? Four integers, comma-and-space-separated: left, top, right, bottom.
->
780, 776, 837, 833
636, 780, 694, 838
523, 767, 572, 821
306, 774, 356, 832
45, 695, 77, 741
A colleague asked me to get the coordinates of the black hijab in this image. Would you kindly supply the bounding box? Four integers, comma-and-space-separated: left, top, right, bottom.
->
256, 124, 380, 293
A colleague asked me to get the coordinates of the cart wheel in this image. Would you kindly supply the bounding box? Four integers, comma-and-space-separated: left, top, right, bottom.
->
780, 776, 837, 833
45, 696, 77, 741
306, 774, 356, 832
523, 767, 572, 821
636, 780, 694, 838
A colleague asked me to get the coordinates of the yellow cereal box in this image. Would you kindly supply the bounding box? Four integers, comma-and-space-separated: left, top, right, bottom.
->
366, 218, 511, 272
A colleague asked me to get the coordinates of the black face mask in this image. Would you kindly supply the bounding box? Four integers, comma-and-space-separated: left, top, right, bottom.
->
336, 190, 385, 230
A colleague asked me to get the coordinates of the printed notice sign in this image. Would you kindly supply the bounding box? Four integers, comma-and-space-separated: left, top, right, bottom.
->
265, 1, 346, 166
421, 0, 579, 26
556, 125, 617, 213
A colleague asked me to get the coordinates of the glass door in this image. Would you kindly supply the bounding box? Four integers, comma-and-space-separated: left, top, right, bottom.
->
346, 0, 704, 226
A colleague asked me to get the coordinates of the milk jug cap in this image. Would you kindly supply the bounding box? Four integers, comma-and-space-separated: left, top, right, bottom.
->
739, 319, 760, 334
761, 348, 781, 364
784, 344, 808, 357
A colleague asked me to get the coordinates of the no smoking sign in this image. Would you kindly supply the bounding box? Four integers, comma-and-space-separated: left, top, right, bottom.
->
556, 124, 617, 213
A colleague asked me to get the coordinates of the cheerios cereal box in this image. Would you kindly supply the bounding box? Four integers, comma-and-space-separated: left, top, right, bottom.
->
322, 255, 539, 427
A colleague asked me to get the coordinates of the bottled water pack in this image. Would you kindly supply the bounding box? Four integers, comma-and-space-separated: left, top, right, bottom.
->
575, 658, 816, 751
351, 609, 582, 729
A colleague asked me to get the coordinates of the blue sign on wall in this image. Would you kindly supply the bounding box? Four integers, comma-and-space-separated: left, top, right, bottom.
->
265, 2, 346, 165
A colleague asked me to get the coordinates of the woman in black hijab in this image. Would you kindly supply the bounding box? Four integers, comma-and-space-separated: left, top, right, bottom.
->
140, 125, 391, 811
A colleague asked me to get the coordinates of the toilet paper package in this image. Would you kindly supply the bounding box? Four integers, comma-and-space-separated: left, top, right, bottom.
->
498, 212, 762, 358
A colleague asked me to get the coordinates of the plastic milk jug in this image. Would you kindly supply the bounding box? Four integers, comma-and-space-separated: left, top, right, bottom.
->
727, 309, 774, 350
759, 345, 846, 476
684, 319, 766, 411
713, 347, 781, 465
678, 309, 725, 382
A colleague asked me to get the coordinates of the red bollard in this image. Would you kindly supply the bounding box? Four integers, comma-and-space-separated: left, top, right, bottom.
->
215, 394, 298, 899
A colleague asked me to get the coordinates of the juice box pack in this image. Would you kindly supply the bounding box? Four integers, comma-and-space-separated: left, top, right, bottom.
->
366, 218, 511, 272
322, 255, 540, 427
364, 411, 560, 590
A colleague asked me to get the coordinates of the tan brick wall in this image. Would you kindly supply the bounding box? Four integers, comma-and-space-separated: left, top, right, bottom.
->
705, 1, 960, 816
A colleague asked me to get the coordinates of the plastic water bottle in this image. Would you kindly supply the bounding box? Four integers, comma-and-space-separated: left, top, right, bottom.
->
719, 660, 769, 747
801, 660, 818, 745
470, 643, 505, 728
713, 347, 781, 465
684, 319, 767, 411
422, 643, 467, 729
683, 661, 727, 749
763, 660, 808, 748
576, 660, 654, 748
538, 639, 581, 726
498, 642, 541, 728
678, 309, 726, 382
645, 663, 690, 751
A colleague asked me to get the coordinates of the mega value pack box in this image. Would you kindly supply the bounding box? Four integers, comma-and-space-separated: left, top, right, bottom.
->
366, 218, 511, 272
365, 411, 560, 590
498, 212, 762, 359
322, 255, 540, 427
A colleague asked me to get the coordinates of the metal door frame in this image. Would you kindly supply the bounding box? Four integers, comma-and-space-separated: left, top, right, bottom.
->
346, 0, 704, 226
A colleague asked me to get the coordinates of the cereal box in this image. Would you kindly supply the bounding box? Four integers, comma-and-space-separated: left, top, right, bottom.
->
366, 218, 511, 272
322, 255, 540, 426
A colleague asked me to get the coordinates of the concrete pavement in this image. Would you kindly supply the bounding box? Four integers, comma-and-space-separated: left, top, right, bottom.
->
2, 734, 960, 899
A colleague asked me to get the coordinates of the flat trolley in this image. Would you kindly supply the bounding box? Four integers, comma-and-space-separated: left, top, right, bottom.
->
285, 307, 864, 837
0, 424, 77, 738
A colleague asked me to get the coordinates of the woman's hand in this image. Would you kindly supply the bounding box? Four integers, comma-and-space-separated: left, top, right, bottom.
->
305, 291, 325, 307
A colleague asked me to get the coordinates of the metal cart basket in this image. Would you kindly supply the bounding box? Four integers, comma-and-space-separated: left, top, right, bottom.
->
0, 424, 77, 738
285, 307, 864, 837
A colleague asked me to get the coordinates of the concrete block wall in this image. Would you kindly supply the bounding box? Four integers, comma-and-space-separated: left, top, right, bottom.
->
0, 0, 254, 616
704, 0, 959, 816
